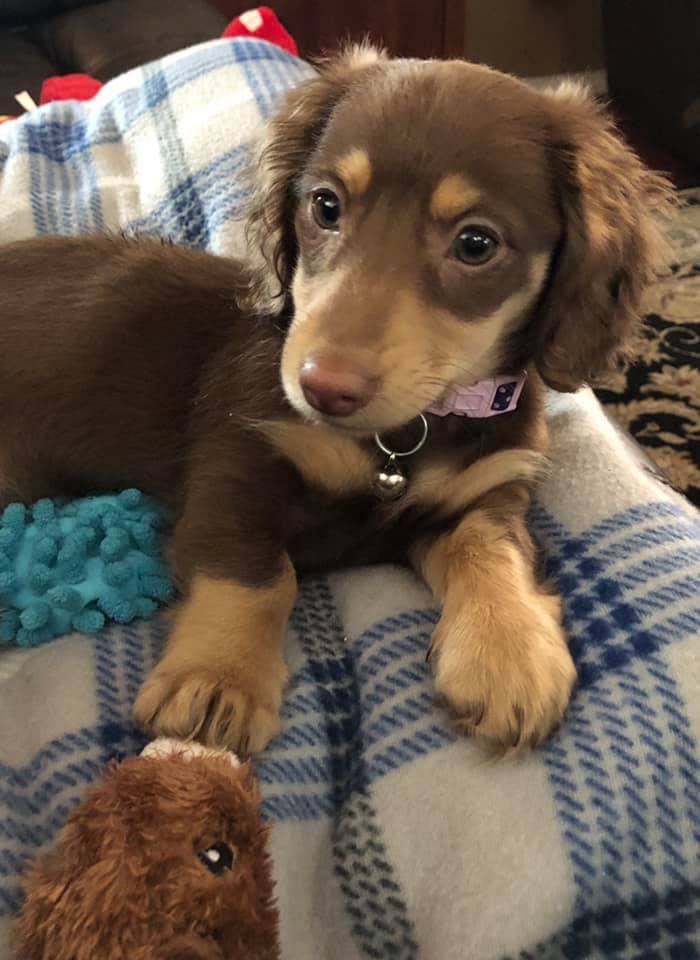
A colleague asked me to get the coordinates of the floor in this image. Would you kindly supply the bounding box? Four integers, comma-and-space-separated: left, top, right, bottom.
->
594, 180, 700, 507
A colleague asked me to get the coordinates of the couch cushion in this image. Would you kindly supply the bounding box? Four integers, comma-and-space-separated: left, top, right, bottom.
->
0, 28, 53, 113
0, 0, 95, 28
35, 0, 226, 79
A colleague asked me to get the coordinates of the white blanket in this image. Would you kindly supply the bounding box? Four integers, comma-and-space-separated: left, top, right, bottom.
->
1, 38, 698, 960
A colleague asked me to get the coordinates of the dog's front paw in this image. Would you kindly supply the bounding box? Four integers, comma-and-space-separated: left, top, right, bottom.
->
432, 593, 576, 748
133, 661, 286, 754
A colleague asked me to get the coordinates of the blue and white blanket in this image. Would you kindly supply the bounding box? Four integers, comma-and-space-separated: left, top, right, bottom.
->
0, 38, 698, 960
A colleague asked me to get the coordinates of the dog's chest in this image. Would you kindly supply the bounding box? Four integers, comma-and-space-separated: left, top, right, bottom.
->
278, 452, 461, 574
264, 417, 521, 571
287, 492, 387, 572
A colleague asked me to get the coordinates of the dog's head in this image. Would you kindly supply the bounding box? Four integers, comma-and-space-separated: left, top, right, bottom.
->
247, 47, 672, 434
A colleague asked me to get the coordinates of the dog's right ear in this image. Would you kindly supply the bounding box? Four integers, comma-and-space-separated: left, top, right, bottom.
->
245, 44, 386, 305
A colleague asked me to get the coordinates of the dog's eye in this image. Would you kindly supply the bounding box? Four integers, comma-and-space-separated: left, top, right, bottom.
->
197, 841, 235, 876
311, 189, 342, 230
452, 226, 498, 265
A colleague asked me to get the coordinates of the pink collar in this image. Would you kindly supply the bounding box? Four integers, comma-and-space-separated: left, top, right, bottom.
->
427, 373, 526, 418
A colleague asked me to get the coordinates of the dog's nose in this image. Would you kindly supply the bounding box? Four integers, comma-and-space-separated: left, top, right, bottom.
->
299, 357, 377, 417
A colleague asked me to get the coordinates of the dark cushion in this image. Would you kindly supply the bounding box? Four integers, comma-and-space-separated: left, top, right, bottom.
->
0, 0, 227, 116
0, 28, 54, 113
0, 1, 96, 28
35, 0, 227, 80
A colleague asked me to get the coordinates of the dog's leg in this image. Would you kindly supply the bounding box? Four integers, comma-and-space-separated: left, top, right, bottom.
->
133, 468, 297, 753
412, 489, 576, 748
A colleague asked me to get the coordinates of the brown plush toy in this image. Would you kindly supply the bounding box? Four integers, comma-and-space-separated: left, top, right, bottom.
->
15, 739, 280, 960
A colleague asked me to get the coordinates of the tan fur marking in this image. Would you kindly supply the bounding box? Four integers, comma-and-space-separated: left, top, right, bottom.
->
134, 562, 297, 752
336, 148, 372, 196
480, 253, 550, 323
263, 420, 374, 495
430, 174, 481, 220
284, 256, 549, 434
342, 43, 386, 71
417, 510, 575, 748
404, 448, 547, 516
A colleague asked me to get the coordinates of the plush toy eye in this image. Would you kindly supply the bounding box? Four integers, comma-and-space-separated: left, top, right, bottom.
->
311, 188, 342, 230
452, 226, 499, 265
197, 841, 235, 876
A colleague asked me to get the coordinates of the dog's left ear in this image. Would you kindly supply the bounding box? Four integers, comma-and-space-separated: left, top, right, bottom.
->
244, 44, 386, 306
535, 84, 673, 392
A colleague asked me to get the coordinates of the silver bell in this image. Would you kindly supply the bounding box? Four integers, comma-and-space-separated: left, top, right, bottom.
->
372, 416, 429, 502
373, 460, 408, 500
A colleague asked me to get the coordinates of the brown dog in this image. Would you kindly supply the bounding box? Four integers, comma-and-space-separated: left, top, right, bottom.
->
0, 48, 671, 754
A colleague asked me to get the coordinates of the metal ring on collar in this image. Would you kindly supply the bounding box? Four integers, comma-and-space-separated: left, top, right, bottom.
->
374, 414, 429, 459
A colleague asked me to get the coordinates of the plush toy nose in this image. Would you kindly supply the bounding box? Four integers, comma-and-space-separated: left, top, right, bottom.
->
300, 356, 377, 417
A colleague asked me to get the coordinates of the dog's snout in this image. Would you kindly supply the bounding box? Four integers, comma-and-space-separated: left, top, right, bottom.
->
299, 356, 377, 417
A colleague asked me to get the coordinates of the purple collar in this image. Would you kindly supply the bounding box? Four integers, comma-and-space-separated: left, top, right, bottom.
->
427, 373, 526, 418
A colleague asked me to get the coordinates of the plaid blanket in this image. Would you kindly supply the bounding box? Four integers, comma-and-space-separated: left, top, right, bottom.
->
1, 38, 699, 960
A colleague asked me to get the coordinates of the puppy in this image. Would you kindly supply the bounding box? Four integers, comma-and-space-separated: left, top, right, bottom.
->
0, 48, 671, 753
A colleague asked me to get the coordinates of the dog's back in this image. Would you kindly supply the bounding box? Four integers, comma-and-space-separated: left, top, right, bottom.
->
0, 235, 269, 504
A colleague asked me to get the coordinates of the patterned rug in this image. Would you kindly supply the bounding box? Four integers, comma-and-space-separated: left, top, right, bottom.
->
596, 187, 700, 506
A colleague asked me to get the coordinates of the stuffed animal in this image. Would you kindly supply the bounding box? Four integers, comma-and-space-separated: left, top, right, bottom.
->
0, 490, 174, 647
16, 738, 280, 960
